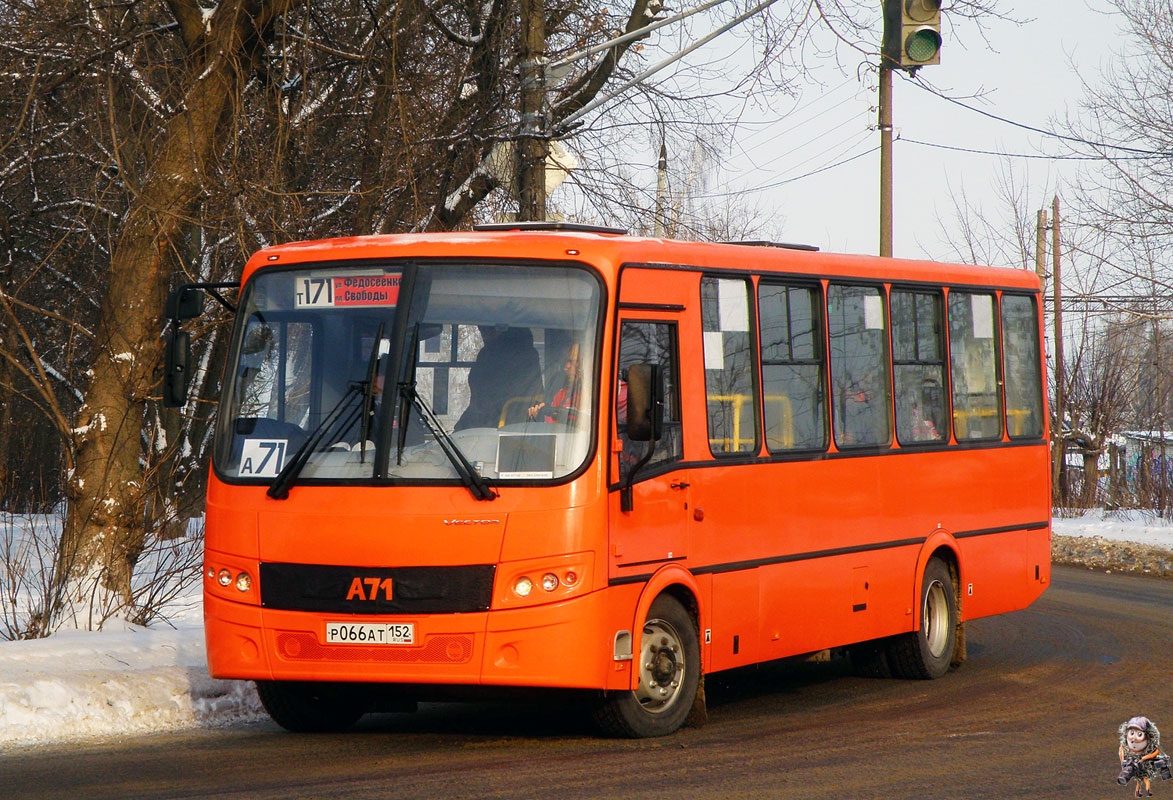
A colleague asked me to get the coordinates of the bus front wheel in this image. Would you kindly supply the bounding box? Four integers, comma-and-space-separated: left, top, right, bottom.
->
593, 594, 700, 738
256, 680, 369, 733
888, 557, 957, 679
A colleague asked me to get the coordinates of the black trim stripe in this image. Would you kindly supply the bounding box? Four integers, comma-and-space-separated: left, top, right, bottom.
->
617, 555, 688, 569
618, 302, 686, 312
607, 520, 1049, 586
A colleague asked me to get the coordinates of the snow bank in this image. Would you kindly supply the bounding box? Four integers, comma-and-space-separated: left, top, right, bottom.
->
1053, 510, 1173, 549
0, 622, 261, 748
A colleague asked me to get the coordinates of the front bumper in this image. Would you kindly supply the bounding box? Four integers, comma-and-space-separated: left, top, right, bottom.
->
204, 587, 615, 689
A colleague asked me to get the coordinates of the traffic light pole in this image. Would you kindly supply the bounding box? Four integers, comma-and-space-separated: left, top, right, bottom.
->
878, 64, 893, 258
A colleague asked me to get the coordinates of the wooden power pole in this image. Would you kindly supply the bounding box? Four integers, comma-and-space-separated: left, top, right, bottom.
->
879, 66, 893, 258
1051, 195, 1065, 505
518, 0, 547, 221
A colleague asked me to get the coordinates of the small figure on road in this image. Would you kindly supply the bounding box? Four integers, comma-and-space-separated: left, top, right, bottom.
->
1117, 716, 1172, 797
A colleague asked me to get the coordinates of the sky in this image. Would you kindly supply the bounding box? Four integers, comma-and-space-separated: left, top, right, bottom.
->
596, 0, 1119, 262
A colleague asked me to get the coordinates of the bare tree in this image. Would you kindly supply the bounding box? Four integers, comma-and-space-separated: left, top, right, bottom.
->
0, 0, 1011, 632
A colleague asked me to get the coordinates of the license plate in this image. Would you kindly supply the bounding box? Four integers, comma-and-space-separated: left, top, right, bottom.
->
325, 622, 414, 645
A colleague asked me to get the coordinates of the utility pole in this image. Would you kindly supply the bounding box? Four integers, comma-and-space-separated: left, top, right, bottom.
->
1035, 209, 1048, 277
654, 141, 669, 237
1051, 195, 1066, 506
518, 0, 547, 221
878, 66, 893, 258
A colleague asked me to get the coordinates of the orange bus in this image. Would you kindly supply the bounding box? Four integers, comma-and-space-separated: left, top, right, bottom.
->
166, 223, 1050, 737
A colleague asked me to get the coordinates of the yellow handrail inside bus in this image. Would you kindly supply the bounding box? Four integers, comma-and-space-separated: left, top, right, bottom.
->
707, 393, 795, 450
498, 395, 545, 427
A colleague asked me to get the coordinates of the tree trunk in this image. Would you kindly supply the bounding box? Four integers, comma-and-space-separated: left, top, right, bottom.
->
52, 0, 297, 629
1081, 451, 1099, 508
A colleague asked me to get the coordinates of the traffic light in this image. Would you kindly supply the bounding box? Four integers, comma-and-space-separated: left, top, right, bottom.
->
882, 0, 941, 71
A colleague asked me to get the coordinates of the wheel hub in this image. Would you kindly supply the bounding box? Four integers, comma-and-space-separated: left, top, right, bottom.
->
636, 620, 686, 712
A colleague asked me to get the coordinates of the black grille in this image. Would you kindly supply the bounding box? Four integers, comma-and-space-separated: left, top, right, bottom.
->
260, 563, 496, 615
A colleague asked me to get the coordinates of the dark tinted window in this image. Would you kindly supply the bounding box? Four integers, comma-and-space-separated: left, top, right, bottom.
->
758, 283, 826, 451
828, 284, 891, 448
892, 289, 947, 444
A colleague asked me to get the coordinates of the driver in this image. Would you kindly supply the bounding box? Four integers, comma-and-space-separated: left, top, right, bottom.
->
529, 342, 581, 424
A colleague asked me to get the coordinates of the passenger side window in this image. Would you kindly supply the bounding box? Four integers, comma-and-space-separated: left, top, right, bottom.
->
758, 282, 827, 451
701, 277, 758, 455
616, 321, 683, 483
891, 289, 947, 444
949, 291, 1002, 441
1001, 294, 1044, 438
828, 284, 892, 448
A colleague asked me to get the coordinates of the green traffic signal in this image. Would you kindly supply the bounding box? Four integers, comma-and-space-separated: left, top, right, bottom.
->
905, 27, 942, 64
882, 0, 941, 71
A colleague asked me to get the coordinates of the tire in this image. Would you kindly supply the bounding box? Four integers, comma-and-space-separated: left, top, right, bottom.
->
887, 557, 957, 680
593, 595, 700, 738
255, 680, 369, 733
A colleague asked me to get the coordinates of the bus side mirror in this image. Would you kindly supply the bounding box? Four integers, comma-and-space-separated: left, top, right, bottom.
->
165, 286, 204, 321
625, 363, 663, 442
163, 328, 191, 408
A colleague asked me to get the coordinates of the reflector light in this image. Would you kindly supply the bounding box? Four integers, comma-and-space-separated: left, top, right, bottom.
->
235, 572, 252, 592
514, 577, 534, 597
541, 573, 559, 592
217, 569, 232, 587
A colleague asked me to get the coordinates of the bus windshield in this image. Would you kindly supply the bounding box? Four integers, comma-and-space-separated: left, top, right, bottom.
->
214, 261, 602, 486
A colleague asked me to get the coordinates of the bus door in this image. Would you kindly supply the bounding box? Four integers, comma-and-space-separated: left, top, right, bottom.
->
609, 317, 688, 578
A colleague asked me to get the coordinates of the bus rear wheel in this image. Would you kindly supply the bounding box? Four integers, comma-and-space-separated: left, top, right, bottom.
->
887, 557, 957, 679
593, 595, 700, 738
256, 680, 369, 733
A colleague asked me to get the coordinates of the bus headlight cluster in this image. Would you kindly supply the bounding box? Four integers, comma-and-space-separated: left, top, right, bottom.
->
512, 569, 580, 598
207, 563, 253, 595
498, 554, 591, 608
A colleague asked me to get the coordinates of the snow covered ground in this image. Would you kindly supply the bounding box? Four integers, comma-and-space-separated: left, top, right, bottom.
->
1052, 509, 1173, 550
0, 511, 1168, 750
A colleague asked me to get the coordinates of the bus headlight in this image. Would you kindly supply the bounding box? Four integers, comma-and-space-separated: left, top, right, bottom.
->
204, 553, 260, 606
495, 553, 592, 609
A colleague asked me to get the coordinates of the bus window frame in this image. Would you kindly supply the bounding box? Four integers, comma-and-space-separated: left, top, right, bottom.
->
700, 273, 762, 459
211, 256, 609, 490
946, 287, 1005, 444
756, 277, 829, 455
998, 291, 1046, 441
889, 284, 950, 448
229, 308, 325, 438
612, 318, 686, 488
826, 279, 894, 452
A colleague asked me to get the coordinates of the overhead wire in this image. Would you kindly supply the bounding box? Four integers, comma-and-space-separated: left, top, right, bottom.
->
906, 72, 1173, 157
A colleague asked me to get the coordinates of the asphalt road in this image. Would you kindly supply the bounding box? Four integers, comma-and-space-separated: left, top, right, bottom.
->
4, 565, 1170, 800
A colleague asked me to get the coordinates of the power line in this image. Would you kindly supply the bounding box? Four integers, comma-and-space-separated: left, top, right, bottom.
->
900, 137, 1167, 161
906, 74, 1173, 157
691, 143, 880, 199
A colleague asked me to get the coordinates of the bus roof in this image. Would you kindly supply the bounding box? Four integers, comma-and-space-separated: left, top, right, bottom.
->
241, 230, 1042, 292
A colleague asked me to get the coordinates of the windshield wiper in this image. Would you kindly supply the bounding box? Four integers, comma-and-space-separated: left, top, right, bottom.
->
358, 322, 386, 464
397, 339, 496, 502
267, 384, 364, 500
396, 323, 421, 466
